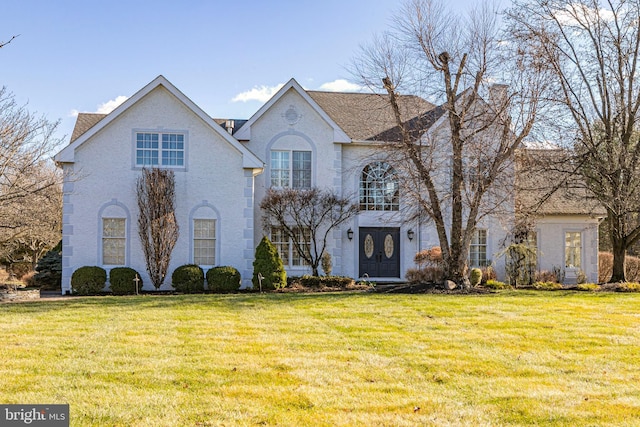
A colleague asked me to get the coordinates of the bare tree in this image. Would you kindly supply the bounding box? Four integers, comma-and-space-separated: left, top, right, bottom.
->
260, 187, 358, 276
0, 35, 19, 49
352, 0, 550, 287
0, 87, 61, 209
0, 87, 62, 269
0, 164, 62, 269
137, 168, 179, 289
507, 0, 640, 282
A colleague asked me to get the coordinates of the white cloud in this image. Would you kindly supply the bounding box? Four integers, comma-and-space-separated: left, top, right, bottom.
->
232, 84, 285, 103
318, 79, 364, 92
96, 95, 128, 114
68, 95, 128, 117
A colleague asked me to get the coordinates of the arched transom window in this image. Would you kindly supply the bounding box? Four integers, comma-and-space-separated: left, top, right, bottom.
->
360, 162, 399, 211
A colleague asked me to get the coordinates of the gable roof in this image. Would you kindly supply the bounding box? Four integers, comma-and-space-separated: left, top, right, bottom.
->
55, 75, 263, 170
233, 78, 351, 143
70, 113, 106, 142
516, 149, 605, 217
307, 91, 436, 142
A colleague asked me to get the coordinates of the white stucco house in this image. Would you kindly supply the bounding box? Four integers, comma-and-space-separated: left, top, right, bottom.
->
54, 75, 602, 293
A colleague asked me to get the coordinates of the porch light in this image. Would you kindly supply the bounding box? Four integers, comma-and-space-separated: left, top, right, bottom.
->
347, 228, 354, 240
407, 229, 415, 241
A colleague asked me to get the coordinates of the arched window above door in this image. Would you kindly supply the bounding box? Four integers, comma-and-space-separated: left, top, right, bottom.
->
359, 162, 399, 211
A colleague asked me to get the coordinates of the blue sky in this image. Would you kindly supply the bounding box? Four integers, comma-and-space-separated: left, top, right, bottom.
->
2, 0, 480, 148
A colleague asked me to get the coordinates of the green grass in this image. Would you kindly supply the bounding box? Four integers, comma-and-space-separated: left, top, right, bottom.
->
1, 291, 640, 426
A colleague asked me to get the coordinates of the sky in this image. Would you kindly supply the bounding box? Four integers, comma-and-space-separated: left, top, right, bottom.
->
2, 0, 481, 149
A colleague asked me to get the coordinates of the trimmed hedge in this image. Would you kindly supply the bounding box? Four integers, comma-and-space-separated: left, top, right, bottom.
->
206, 266, 241, 292
109, 267, 142, 295
71, 266, 107, 295
172, 264, 205, 293
292, 275, 354, 288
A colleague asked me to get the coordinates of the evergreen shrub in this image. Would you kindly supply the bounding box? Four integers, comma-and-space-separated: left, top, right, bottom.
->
206, 266, 241, 292
172, 264, 205, 293
252, 236, 286, 290
109, 267, 142, 295
71, 266, 107, 295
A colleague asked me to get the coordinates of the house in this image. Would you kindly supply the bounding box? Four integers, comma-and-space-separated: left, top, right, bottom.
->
54, 75, 601, 293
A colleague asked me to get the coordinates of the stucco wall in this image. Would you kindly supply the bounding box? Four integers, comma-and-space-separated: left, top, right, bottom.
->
61, 86, 255, 292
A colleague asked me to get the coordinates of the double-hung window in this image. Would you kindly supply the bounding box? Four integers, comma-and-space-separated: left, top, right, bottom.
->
270, 150, 311, 188
136, 132, 185, 167
193, 219, 216, 266
271, 226, 310, 267
102, 218, 126, 265
469, 229, 488, 267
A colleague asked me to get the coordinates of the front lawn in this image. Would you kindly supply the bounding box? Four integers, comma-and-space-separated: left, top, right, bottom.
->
1, 291, 639, 426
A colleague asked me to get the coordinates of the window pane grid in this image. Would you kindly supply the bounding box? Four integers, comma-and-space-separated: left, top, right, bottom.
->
136, 132, 184, 167
292, 151, 311, 188
270, 150, 311, 188
360, 162, 399, 211
271, 227, 290, 265
194, 219, 216, 265
469, 229, 488, 267
102, 218, 126, 265
292, 228, 311, 266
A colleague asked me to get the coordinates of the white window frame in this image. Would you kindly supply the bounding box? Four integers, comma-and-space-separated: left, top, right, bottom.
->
193, 219, 216, 267
271, 226, 311, 268
469, 229, 488, 268
565, 231, 582, 269
102, 218, 126, 266
359, 161, 399, 211
270, 150, 312, 188
134, 130, 187, 170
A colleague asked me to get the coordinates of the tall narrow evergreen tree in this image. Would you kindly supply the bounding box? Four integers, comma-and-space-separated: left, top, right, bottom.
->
252, 236, 286, 290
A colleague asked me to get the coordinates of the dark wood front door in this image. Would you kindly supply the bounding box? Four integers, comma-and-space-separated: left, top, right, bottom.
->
358, 227, 400, 278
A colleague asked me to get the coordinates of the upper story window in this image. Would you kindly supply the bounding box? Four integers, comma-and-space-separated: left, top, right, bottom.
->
136, 132, 185, 167
270, 150, 311, 188
360, 162, 399, 211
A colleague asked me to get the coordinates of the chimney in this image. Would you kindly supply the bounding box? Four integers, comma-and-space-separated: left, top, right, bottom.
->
225, 120, 235, 134
488, 83, 508, 107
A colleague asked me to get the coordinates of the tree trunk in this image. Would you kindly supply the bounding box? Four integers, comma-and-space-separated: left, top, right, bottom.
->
610, 235, 627, 283
444, 245, 471, 289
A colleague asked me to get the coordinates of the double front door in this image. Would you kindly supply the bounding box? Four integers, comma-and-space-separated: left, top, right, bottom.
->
358, 227, 400, 278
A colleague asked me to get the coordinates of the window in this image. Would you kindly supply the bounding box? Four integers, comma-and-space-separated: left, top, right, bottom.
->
360, 162, 399, 211
271, 226, 311, 267
270, 150, 311, 188
102, 218, 126, 265
193, 219, 216, 266
469, 229, 488, 267
565, 231, 582, 268
136, 132, 184, 167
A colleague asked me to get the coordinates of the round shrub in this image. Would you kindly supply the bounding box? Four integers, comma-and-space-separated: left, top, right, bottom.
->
172, 264, 204, 293
206, 266, 241, 292
109, 267, 143, 295
71, 266, 107, 295
470, 268, 483, 287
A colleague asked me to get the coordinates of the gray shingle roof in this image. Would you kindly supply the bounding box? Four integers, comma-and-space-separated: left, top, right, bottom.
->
70, 113, 106, 142
516, 149, 605, 216
307, 91, 436, 141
